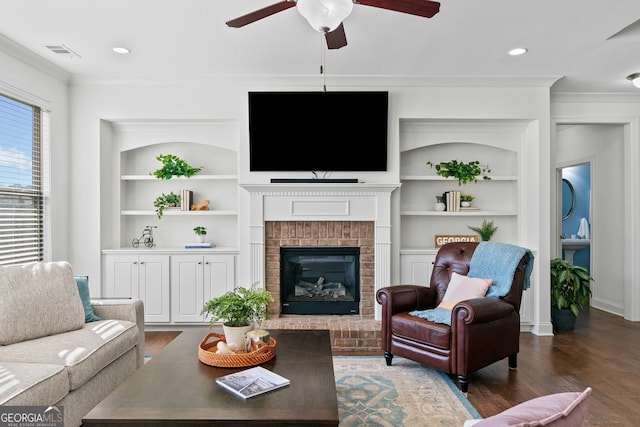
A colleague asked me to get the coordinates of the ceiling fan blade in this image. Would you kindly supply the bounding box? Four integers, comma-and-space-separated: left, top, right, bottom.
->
226, 1, 296, 28
325, 23, 348, 50
356, 0, 440, 18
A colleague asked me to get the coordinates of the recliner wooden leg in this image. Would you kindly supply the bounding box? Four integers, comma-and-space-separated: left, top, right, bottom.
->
509, 354, 518, 369
383, 351, 393, 366
457, 375, 469, 393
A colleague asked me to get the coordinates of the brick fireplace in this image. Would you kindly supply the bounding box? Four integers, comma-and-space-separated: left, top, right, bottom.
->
265, 221, 375, 317
241, 183, 399, 321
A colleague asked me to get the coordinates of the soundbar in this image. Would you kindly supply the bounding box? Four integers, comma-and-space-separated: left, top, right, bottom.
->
270, 178, 359, 184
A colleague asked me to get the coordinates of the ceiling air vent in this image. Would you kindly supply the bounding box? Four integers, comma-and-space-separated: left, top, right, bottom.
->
45, 44, 81, 58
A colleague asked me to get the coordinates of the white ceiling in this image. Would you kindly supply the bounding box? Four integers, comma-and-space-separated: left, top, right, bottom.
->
2, 0, 640, 93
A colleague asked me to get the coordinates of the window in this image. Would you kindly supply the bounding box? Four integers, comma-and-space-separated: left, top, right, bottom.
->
0, 94, 44, 265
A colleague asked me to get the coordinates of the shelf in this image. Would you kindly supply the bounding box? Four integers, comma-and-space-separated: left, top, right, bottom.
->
121, 174, 238, 181
401, 210, 516, 216
121, 210, 238, 216
400, 175, 517, 181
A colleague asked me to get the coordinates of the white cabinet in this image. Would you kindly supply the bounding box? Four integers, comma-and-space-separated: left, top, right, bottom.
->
104, 254, 170, 323
400, 251, 437, 286
170, 254, 236, 323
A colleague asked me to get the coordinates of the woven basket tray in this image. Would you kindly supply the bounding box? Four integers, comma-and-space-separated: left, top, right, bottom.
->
198, 332, 277, 368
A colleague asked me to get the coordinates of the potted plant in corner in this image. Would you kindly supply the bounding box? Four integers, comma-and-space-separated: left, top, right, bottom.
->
201, 283, 274, 350
427, 160, 491, 186
193, 226, 207, 243
550, 258, 594, 331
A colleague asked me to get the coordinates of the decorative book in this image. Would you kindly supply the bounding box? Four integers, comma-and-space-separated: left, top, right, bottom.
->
184, 242, 214, 248
216, 366, 289, 399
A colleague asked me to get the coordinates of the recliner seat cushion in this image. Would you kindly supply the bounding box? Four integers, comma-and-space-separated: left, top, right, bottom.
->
0, 262, 85, 345
391, 313, 451, 350
0, 319, 138, 390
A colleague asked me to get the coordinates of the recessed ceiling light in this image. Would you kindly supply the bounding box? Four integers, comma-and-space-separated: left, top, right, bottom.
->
508, 47, 528, 56
113, 47, 131, 54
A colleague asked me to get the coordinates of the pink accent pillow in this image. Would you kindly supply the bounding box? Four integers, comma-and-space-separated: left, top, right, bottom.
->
470, 387, 592, 427
438, 272, 492, 310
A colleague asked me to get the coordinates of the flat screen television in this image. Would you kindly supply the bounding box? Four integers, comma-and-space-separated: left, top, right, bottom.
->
249, 91, 388, 172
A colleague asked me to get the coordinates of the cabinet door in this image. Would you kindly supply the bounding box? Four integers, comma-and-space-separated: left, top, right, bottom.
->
204, 254, 236, 302
104, 255, 139, 298
138, 255, 170, 323
171, 255, 206, 323
400, 254, 435, 286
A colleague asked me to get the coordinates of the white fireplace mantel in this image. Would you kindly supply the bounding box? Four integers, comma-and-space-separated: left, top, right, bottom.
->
240, 182, 401, 320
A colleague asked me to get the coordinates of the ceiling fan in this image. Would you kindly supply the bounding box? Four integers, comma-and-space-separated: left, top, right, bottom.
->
226, 0, 441, 50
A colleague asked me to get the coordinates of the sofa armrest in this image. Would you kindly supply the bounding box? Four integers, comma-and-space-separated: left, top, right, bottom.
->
91, 299, 145, 368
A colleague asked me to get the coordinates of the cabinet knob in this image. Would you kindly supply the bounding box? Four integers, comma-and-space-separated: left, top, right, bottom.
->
198, 261, 202, 265
140, 261, 144, 265
205, 261, 210, 265
133, 261, 137, 265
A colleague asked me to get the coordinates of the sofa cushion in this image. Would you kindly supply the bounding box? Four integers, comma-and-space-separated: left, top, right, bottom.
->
75, 276, 101, 322
0, 261, 85, 345
0, 362, 68, 406
0, 319, 138, 390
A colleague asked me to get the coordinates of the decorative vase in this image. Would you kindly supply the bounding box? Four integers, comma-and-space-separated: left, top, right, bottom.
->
195, 235, 205, 243
222, 323, 254, 350
435, 198, 446, 212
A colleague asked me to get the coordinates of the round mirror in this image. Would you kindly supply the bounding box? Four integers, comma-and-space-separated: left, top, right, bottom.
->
562, 178, 575, 220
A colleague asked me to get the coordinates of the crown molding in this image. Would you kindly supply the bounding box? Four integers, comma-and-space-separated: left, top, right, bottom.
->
0, 33, 71, 84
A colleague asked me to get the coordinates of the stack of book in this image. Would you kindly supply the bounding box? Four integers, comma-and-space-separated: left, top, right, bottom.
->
185, 242, 215, 249
180, 190, 193, 211
442, 190, 461, 212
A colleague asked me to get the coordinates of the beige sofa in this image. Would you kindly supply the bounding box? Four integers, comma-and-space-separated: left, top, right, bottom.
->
0, 261, 144, 427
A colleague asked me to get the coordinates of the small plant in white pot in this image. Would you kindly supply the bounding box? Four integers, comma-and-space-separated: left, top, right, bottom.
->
193, 226, 207, 243
201, 283, 273, 351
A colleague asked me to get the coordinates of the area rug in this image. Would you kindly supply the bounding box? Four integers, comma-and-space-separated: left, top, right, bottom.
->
333, 356, 482, 426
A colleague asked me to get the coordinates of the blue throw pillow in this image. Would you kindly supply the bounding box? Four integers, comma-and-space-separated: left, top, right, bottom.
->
75, 276, 101, 322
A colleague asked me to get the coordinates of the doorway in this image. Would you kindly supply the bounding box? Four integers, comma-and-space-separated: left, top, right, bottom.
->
554, 123, 625, 317
560, 163, 591, 272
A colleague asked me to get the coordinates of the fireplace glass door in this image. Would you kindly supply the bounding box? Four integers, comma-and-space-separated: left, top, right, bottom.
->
280, 247, 360, 315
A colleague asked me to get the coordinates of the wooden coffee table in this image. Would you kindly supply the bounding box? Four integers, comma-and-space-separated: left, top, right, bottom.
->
83, 329, 339, 426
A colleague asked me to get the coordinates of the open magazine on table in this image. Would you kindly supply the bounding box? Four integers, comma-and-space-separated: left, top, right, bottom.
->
216, 366, 290, 399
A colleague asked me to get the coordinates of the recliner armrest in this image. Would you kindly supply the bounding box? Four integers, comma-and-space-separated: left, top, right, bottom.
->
376, 285, 437, 315
452, 297, 516, 325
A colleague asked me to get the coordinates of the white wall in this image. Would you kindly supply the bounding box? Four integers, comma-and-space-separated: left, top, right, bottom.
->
67, 75, 553, 332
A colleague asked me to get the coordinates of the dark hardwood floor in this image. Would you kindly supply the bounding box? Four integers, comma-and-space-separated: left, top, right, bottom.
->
145, 308, 638, 426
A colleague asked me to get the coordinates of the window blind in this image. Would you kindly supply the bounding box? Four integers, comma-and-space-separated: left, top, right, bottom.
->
0, 94, 43, 266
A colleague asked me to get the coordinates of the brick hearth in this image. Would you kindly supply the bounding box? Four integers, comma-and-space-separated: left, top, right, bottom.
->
259, 315, 381, 353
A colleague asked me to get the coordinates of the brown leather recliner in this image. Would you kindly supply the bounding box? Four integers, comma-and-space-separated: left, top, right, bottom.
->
376, 241, 531, 392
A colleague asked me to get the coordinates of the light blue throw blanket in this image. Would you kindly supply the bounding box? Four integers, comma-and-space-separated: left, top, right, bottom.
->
410, 242, 534, 325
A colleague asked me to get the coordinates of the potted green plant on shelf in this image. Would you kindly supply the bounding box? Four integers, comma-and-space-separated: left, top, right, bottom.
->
550, 258, 594, 331
201, 283, 274, 349
151, 154, 202, 180
467, 219, 498, 241
427, 160, 491, 185
153, 191, 181, 219
461, 194, 475, 207
193, 226, 207, 243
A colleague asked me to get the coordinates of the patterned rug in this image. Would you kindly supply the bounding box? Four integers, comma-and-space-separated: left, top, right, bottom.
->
333, 356, 482, 426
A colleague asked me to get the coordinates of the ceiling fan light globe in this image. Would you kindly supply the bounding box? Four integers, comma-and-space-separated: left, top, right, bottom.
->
297, 0, 353, 33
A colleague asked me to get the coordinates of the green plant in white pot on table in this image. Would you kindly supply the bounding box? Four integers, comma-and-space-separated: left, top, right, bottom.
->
193, 226, 207, 243
201, 283, 274, 350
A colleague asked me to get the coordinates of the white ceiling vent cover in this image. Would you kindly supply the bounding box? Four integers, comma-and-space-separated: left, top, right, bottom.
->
45, 44, 81, 58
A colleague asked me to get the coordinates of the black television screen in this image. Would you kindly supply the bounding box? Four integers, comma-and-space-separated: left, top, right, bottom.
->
249, 91, 388, 172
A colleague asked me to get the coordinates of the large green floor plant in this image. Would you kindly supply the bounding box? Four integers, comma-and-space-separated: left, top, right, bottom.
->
550, 258, 593, 317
